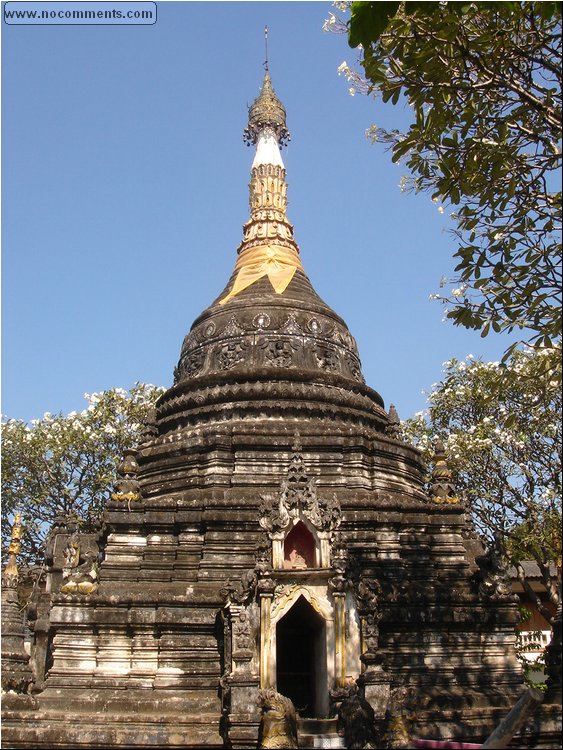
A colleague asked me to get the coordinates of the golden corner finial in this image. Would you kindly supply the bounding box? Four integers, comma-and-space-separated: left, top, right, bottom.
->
264, 26, 269, 73
430, 438, 460, 504
10, 512, 23, 549
4, 512, 23, 585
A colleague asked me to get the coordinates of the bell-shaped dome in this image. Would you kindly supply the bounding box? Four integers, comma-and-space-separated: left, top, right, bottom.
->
156, 71, 388, 436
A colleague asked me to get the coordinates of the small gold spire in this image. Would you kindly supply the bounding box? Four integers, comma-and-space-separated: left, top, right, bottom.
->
4, 512, 23, 585
243, 33, 290, 147
430, 439, 460, 504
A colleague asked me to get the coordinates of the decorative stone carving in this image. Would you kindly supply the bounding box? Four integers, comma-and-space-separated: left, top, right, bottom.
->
356, 578, 383, 664
257, 689, 298, 749
1, 513, 34, 694
329, 536, 349, 594
356, 577, 381, 616
220, 568, 258, 608
253, 312, 271, 329
314, 343, 339, 372
203, 321, 216, 338
262, 339, 298, 367
386, 404, 403, 440
345, 352, 364, 382
382, 687, 416, 750
111, 449, 141, 504
279, 315, 302, 335
233, 610, 252, 652
216, 339, 247, 370
271, 584, 332, 623
475, 535, 514, 601
183, 349, 206, 378
222, 315, 246, 337
259, 439, 341, 536
255, 535, 273, 575
335, 680, 378, 750
60, 534, 99, 596
430, 439, 460, 504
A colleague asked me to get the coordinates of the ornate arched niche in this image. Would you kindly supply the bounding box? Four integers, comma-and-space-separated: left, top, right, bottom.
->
259, 441, 342, 571
283, 520, 317, 569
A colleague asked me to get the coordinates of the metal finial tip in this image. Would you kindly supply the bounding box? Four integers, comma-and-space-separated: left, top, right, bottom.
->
264, 25, 269, 72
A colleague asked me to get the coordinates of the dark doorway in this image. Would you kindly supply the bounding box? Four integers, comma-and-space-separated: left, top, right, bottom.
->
276, 595, 326, 717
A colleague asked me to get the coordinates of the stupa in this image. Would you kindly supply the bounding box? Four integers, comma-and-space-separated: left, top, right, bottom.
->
3, 55, 559, 749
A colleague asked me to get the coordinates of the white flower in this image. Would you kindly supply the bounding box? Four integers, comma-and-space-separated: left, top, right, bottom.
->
451, 285, 467, 298
438, 206, 444, 214
337, 61, 348, 75
323, 14, 337, 31
349, 87, 356, 97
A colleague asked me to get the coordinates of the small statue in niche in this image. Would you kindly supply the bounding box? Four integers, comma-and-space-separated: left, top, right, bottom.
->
233, 611, 252, 652
476, 533, 514, 601
287, 547, 306, 569
63, 538, 80, 569
283, 521, 315, 569
60, 541, 99, 596
112, 449, 141, 505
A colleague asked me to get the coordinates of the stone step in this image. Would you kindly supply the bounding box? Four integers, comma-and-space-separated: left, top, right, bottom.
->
298, 735, 346, 750
297, 717, 338, 734
297, 718, 345, 749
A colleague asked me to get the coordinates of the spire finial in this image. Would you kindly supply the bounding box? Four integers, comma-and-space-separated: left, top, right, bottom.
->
2, 512, 23, 587
430, 438, 460, 504
243, 32, 290, 148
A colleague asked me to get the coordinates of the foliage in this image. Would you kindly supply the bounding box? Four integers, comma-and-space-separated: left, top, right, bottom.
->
402, 348, 562, 609
326, 1, 562, 360
1, 383, 164, 566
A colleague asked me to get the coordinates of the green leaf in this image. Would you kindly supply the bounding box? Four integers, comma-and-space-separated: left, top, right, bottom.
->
349, 1, 400, 48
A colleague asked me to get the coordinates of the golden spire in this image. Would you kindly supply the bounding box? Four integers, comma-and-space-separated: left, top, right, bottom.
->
219, 41, 302, 305
3, 512, 23, 586
243, 28, 290, 148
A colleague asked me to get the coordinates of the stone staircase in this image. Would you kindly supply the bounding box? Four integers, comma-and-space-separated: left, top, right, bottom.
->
297, 718, 346, 749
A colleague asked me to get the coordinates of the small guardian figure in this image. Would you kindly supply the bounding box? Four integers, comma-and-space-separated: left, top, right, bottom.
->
257, 688, 298, 749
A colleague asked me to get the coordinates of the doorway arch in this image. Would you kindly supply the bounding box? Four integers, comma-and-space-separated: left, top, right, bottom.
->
275, 595, 327, 717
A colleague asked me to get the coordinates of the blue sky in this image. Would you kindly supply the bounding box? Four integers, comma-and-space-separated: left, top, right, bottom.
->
2, 0, 518, 424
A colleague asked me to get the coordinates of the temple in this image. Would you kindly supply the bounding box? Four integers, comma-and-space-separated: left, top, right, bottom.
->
2, 58, 561, 749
